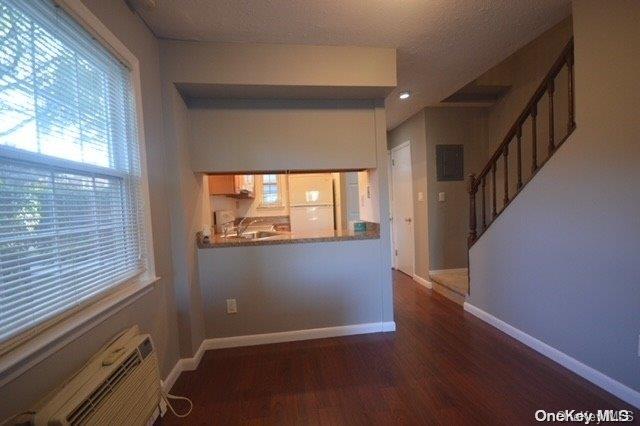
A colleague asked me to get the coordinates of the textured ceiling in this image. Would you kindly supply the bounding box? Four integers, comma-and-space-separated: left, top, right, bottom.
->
134, 0, 571, 129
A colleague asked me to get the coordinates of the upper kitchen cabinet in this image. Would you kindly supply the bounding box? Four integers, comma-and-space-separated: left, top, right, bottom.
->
189, 99, 378, 172
209, 174, 254, 197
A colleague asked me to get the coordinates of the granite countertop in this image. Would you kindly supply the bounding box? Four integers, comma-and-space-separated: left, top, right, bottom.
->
197, 223, 380, 248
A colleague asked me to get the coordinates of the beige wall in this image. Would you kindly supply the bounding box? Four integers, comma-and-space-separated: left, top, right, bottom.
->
0, 0, 181, 418
388, 107, 488, 272
482, 18, 573, 153
197, 103, 393, 339
387, 111, 429, 279
160, 41, 395, 89
160, 84, 206, 357
373, 103, 394, 322
188, 99, 378, 172
161, 40, 397, 173
469, 0, 640, 398
199, 239, 386, 337
425, 108, 488, 270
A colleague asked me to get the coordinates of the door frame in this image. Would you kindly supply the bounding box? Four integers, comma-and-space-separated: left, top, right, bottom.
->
389, 141, 415, 277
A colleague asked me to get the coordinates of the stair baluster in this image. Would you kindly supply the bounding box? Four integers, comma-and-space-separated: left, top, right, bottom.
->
567, 50, 575, 132
491, 161, 497, 219
531, 104, 538, 173
503, 145, 509, 207
516, 126, 523, 190
481, 177, 486, 230
468, 174, 477, 246
548, 80, 555, 154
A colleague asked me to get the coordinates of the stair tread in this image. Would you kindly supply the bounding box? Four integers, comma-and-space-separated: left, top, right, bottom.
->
429, 269, 469, 296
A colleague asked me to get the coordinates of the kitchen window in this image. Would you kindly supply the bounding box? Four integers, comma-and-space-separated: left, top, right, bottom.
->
260, 174, 282, 207
0, 0, 153, 353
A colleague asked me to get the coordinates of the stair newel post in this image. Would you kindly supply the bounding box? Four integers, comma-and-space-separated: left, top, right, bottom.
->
548, 79, 555, 154
503, 145, 509, 207
531, 104, 538, 173
481, 176, 486, 230
468, 174, 477, 247
567, 49, 575, 132
516, 126, 523, 190
491, 161, 497, 219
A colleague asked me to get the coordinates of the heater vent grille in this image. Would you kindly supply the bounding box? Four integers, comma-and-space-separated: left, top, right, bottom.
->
66, 352, 142, 426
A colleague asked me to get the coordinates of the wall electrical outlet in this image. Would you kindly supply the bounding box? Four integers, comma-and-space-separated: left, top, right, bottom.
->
417, 192, 424, 201
438, 192, 446, 202
226, 298, 238, 314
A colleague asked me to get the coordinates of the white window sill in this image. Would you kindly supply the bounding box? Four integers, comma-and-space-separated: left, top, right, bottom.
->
0, 275, 160, 387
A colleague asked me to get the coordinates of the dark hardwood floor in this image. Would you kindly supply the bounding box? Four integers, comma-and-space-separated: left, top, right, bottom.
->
162, 270, 634, 425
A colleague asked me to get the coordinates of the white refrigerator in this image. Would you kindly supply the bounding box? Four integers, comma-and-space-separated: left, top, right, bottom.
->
288, 174, 335, 233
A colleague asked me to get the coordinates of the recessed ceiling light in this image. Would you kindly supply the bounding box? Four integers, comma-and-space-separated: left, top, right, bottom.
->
399, 91, 411, 100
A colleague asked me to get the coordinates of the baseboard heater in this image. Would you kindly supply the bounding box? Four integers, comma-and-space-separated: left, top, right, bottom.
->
31, 326, 163, 426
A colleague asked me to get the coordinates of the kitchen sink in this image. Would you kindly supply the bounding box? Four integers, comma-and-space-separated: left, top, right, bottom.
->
224, 230, 282, 240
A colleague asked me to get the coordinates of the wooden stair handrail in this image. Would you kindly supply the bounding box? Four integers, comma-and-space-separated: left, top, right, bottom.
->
468, 38, 575, 247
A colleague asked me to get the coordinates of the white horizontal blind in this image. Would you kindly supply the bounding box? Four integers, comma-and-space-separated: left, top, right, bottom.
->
0, 0, 146, 349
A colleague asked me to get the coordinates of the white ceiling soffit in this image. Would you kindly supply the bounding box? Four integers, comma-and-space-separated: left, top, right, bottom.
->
135, 0, 571, 130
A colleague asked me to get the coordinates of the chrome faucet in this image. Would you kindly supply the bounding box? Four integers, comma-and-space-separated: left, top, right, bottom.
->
222, 222, 232, 238
236, 217, 261, 237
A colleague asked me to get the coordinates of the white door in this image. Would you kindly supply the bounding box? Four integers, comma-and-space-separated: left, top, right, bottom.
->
391, 143, 414, 276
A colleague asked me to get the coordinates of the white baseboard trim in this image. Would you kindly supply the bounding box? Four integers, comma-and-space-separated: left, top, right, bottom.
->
202, 321, 395, 350
429, 267, 468, 274
161, 321, 395, 393
413, 274, 433, 289
160, 340, 206, 393
161, 363, 181, 394
382, 321, 396, 332
463, 302, 640, 409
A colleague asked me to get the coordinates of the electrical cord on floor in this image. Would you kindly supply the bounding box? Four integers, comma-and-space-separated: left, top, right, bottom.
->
161, 390, 193, 418
0, 410, 35, 426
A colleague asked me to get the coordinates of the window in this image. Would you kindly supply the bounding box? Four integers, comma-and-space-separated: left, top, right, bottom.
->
0, 0, 150, 350
260, 174, 281, 207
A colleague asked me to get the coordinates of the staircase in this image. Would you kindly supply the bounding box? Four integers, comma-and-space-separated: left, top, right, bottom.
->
467, 39, 575, 247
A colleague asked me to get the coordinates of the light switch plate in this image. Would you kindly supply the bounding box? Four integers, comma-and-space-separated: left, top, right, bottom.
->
417, 192, 424, 201
438, 192, 446, 202
226, 298, 237, 314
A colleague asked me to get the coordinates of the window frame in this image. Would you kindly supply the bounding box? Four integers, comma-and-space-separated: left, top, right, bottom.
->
258, 174, 284, 209
0, 0, 158, 384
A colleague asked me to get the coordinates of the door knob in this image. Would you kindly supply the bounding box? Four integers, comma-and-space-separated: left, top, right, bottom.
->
405, 218, 412, 223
